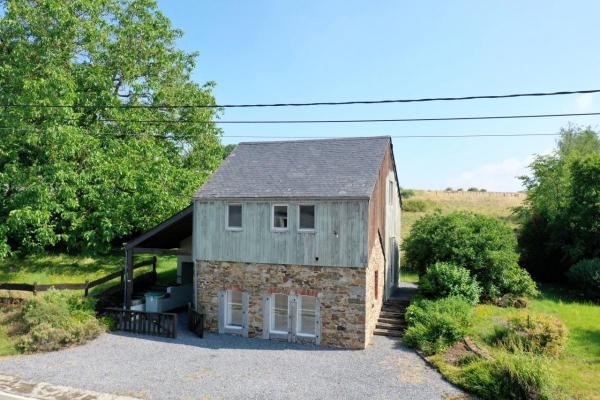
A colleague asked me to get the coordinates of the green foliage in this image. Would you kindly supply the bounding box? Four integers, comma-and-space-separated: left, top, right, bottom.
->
490, 313, 569, 357
0, 0, 224, 256
404, 296, 472, 355
17, 289, 105, 352
403, 211, 538, 299
399, 188, 416, 198
459, 353, 555, 400
567, 258, 600, 298
518, 126, 600, 281
402, 199, 429, 212
419, 262, 481, 305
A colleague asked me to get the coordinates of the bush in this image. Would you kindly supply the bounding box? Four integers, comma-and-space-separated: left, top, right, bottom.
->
400, 188, 416, 198
404, 296, 472, 355
460, 352, 555, 400
419, 262, 482, 305
17, 289, 105, 353
567, 258, 600, 298
403, 211, 538, 299
491, 313, 569, 357
403, 199, 429, 212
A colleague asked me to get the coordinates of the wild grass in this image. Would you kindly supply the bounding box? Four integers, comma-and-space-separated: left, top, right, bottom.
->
0, 253, 177, 298
469, 285, 600, 400
401, 190, 525, 246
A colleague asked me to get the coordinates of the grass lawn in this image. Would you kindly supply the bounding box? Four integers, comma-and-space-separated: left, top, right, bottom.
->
400, 271, 419, 283
0, 253, 178, 357
465, 285, 600, 400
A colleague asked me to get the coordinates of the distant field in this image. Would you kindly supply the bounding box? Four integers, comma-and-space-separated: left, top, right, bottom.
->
400, 190, 525, 280
401, 190, 524, 246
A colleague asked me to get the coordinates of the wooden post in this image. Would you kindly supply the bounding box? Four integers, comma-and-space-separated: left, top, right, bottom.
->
124, 248, 134, 309
33, 282, 37, 296
84, 280, 90, 297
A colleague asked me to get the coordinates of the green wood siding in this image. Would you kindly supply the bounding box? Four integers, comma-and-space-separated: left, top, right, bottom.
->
194, 200, 369, 268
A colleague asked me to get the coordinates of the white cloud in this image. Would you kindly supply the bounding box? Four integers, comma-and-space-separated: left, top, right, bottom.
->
446, 157, 532, 192
575, 93, 595, 112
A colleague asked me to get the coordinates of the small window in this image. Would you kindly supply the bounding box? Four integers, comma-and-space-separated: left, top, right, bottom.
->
271, 293, 288, 333
225, 290, 243, 329
388, 181, 394, 205
227, 204, 242, 229
298, 205, 315, 231
297, 295, 316, 337
272, 205, 288, 230
374, 270, 379, 300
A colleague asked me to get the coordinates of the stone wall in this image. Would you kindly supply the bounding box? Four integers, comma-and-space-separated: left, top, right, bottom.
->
365, 237, 385, 344
196, 261, 370, 349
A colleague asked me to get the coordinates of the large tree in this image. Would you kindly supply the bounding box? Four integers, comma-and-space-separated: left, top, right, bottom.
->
517, 126, 600, 280
0, 0, 224, 256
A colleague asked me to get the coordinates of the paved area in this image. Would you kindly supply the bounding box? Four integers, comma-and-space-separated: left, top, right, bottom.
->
0, 374, 138, 400
0, 320, 464, 400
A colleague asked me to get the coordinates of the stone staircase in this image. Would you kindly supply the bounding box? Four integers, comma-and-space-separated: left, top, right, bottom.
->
374, 298, 410, 338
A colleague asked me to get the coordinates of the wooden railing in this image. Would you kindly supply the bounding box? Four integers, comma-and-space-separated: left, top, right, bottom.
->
0, 257, 157, 297
187, 303, 204, 338
105, 307, 178, 338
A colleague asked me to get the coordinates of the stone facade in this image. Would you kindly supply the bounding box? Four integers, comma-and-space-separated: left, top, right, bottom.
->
365, 237, 385, 344
196, 238, 385, 349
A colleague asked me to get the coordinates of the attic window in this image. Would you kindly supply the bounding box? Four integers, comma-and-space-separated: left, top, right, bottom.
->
227, 204, 242, 230
388, 181, 394, 205
272, 204, 288, 230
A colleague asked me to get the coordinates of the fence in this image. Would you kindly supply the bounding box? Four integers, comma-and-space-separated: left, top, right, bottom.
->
0, 257, 157, 297
187, 303, 204, 338
105, 307, 178, 338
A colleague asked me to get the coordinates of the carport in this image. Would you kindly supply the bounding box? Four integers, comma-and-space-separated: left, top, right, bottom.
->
122, 205, 193, 309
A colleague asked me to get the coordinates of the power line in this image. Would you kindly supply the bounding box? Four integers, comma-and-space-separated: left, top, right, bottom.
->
52, 110, 600, 124
0, 126, 563, 138
1, 88, 599, 109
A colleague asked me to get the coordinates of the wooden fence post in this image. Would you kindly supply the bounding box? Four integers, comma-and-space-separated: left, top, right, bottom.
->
84, 280, 90, 297
33, 282, 37, 296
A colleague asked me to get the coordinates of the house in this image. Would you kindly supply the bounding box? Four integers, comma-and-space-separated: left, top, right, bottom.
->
123, 136, 401, 349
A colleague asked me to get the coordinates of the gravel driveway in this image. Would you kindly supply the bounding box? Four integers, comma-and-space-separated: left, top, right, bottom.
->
0, 318, 464, 400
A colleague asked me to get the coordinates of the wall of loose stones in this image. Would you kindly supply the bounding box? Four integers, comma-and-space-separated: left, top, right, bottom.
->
196, 260, 369, 349
365, 237, 385, 344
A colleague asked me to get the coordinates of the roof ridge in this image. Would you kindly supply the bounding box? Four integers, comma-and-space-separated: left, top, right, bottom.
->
238, 135, 391, 145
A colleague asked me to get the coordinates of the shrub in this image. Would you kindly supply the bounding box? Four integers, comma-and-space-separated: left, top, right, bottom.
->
460, 352, 555, 400
490, 313, 569, 357
567, 258, 600, 298
17, 289, 105, 353
403, 211, 538, 299
419, 262, 481, 305
400, 188, 416, 198
402, 199, 429, 212
404, 296, 472, 355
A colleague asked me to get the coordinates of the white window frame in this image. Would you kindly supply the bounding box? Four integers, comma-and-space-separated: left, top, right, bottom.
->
270, 293, 289, 335
297, 204, 316, 233
271, 204, 289, 232
296, 295, 317, 338
224, 290, 243, 331
226, 203, 243, 231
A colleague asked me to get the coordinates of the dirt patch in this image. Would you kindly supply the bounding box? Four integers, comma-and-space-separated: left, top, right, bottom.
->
443, 337, 493, 366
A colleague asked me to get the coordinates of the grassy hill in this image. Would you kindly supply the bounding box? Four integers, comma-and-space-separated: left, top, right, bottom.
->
401, 190, 525, 244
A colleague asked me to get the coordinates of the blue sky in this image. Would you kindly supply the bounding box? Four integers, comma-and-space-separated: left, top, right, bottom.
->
157, 1, 600, 191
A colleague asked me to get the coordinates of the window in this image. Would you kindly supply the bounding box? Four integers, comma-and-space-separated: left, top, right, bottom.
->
297, 295, 316, 336
227, 204, 242, 229
388, 181, 394, 205
271, 294, 288, 334
374, 270, 379, 300
272, 204, 288, 230
225, 290, 243, 329
298, 205, 315, 231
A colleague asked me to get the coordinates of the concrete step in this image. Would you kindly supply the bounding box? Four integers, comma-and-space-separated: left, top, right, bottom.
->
376, 322, 405, 330
374, 329, 403, 338
379, 311, 405, 318
378, 317, 406, 324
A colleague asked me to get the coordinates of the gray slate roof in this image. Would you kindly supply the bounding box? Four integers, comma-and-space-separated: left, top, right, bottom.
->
194, 136, 391, 199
